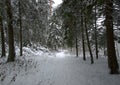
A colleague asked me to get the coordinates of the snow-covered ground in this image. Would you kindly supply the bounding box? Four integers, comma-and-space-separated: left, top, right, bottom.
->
0, 47, 120, 85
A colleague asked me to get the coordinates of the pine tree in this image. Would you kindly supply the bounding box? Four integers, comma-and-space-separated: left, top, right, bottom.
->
19, 0, 23, 56
85, 17, 94, 64
6, 0, 15, 62
0, 15, 6, 57
105, 0, 119, 74
94, 5, 99, 59
81, 1, 86, 60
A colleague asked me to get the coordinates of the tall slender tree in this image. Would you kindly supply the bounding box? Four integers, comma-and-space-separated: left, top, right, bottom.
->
105, 0, 119, 74
81, 1, 86, 60
94, 5, 99, 59
19, 0, 23, 56
85, 16, 94, 64
75, 27, 78, 57
6, 0, 15, 62
0, 15, 6, 57
81, 16, 86, 60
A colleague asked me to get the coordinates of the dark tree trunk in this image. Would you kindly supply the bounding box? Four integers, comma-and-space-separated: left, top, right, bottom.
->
6, 0, 15, 62
19, 0, 23, 56
75, 34, 78, 57
0, 16, 6, 57
75, 17, 78, 57
94, 5, 99, 59
105, 0, 119, 74
81, 14, 86, 60
85, 18, 94, 64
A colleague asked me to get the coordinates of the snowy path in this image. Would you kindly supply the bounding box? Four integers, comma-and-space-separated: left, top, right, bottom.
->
1, 51, 120, 85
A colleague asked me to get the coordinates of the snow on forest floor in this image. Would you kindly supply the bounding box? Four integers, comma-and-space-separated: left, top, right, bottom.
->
0, 47, 120, 85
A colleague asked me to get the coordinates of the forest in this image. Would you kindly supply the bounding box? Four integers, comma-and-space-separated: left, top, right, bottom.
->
0, 0, 120, 85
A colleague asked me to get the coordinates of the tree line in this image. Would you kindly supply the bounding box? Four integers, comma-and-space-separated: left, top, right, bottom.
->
0, 0, 50, 61
49, 0, 120, 74
0, 0, 120, 74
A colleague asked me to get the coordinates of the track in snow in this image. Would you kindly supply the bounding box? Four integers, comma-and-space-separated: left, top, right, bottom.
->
1, 51, 120, 85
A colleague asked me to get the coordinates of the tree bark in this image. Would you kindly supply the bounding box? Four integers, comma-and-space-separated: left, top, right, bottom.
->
75, 33, 78, 57
0, 16, 6, 57
94, 5, 99, 59
19, 0, 23, 56
105, 0, 119, 74
6, 0, 15, 62
85, 17, 94, 64
81, 14, 86, 60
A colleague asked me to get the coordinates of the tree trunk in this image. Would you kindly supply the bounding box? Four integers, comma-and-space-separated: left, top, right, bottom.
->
85, 18, 94, 64
0, 16, 6, 57
6, 0, 15, 62
75, 34, 78, 57
94, 5, 99, 59
19, 0, 23, 56
105, 0, 119, 74
81, 14, 86, 60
